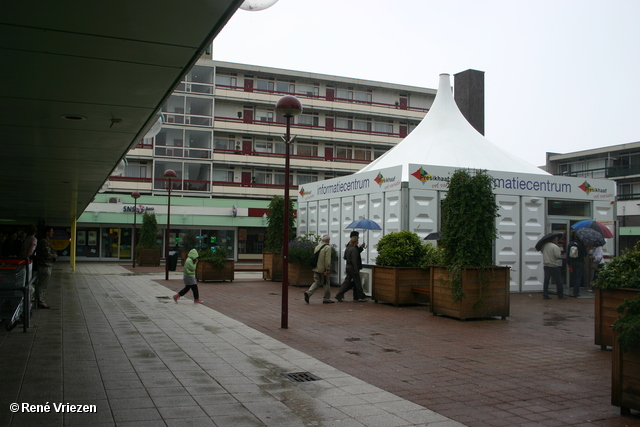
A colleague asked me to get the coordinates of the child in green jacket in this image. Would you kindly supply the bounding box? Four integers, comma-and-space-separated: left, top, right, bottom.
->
174, 248, 203, 303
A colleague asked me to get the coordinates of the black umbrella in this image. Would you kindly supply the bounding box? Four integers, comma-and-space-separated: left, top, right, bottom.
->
424, 231, 442, 240
535, 232, 563, 252
576, 227, 606, 247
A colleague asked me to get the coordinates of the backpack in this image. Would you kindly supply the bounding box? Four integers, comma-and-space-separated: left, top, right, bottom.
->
569, 242, 579, 259
310, 244, 328, 268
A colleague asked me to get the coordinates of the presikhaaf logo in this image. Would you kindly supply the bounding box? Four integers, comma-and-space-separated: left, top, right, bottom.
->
410, 167, 432, 183
299, 187, 310, 197
578, 180, 609, 195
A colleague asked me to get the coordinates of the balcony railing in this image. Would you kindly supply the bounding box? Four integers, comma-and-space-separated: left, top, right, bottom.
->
607, 165, 640, 178
215, 84, 430, 113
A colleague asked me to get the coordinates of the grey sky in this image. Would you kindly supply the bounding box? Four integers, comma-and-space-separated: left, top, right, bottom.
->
214, 0, 640, 167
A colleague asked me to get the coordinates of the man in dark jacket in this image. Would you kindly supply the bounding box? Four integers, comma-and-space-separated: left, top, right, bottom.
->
335, 236, 367, 302
34, 226, 58, 309
568, 236, 588, 298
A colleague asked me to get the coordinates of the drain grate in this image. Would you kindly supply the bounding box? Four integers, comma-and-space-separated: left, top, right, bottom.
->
282, 372, 321, 383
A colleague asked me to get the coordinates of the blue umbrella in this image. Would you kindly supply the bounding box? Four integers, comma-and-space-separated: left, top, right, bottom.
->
345, 219, 382, 231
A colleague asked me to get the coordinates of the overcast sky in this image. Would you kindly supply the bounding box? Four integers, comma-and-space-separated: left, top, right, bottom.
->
213, 0, 640, 167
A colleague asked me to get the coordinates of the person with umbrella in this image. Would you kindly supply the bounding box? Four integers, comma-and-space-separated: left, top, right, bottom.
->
539, 233, 564, 300
341, 230, 367, 300
567, 232, 589, 298
335, 235, 367, 302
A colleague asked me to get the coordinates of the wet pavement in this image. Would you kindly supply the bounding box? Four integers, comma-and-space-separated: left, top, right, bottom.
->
1, 261, 639, 426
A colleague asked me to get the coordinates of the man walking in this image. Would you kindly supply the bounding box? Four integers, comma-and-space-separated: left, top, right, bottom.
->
304, 235, 334, 304
335, 236, 367, 302
542, 235, 564, 300
34, 225, 58, 309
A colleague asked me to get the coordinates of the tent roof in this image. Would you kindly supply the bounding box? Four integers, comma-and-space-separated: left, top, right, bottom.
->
359, 74, 549, 181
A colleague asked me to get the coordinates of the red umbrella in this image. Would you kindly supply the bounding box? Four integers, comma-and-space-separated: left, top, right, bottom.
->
571, 220, 613, 239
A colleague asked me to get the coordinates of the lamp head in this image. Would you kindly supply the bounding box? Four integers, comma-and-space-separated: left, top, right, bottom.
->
131, 191, 141, 200
275, 95, 302, 118
164, 169, 177, 180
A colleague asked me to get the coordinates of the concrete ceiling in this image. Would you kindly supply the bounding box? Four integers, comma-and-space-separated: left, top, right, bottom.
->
0, 0, 242, 227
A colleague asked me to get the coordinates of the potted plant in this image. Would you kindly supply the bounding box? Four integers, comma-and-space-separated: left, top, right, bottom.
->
180, 232, 198, 266
196, 247, 234, 282
430, 169, 510, 320
287, 234, 321, 287
262, 195, 294, 281
137, 213, 161, 266
372, 230, 436, 307
611, 292, 640, 415
593, 242, 640, 349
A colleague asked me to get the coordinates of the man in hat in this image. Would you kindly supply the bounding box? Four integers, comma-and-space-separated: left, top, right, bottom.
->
335, 234, 367, 302
341, 231, 367, 300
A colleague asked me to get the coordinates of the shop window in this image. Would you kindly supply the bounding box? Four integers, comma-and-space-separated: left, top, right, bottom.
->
238, 227, 266, 254
547, 200, 591, 217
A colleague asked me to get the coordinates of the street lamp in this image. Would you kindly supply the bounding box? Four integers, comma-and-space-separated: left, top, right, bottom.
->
275, 95, 302, 329
131, 191, 140, 268
164, 169, 177, 280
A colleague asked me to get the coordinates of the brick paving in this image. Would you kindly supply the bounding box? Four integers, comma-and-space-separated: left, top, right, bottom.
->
155, 266, 640, 427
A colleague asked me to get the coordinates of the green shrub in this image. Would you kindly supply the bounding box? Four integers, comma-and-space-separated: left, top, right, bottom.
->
375, 231, 426, 267
198, 246, 228, 269
420, 242, 445, 269
264, 196, 294, 253
614, 293, 640, 352
593, 242, 640, 289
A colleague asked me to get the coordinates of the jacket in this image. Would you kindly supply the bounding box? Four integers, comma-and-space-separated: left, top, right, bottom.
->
34, 237, 55, 267
343, 245, 361, 274
568, 239, 588, 265
542, 242, 561, 268
312, 243, 332, 274
183, 249, 199, 277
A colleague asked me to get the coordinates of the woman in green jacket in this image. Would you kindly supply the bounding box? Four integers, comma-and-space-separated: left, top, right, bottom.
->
173, 248, 203, 303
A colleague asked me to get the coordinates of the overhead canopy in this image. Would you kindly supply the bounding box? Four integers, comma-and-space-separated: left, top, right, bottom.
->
359, 73, 548, 181
0, 0, 242, 226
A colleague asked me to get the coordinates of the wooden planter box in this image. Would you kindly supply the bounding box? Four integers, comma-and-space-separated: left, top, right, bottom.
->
612, 330, 640, 415
138, 248, 160, 267
595, 288, 640, 350
430, 266, 510, 320
262, 252, 282, 281
372, 266, 430, 306
288, 262, 315, 287
196, 260, 234, 282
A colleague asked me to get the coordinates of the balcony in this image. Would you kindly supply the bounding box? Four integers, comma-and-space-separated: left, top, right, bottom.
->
607, 165, 640, 178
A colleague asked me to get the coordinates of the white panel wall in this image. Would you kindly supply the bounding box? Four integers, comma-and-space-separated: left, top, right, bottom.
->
368, 192, 385, 263
329, 198, 343, 285
354, 194, 371, 263
384, 191, 402, 235
318, 199, 329, 237
495, 195, 520, 292
520, 197, 545, 292
297, 203, 308, 235
408, 189, 439, 240
306, 201, 318, 237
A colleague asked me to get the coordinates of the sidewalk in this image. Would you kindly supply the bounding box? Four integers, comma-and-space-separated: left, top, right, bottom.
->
2, 262, 639, 426
0, 263, 460, 427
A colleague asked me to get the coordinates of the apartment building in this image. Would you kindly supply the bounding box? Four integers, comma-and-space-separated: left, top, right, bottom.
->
76, 60, 436, 262
546, 141, 640, 251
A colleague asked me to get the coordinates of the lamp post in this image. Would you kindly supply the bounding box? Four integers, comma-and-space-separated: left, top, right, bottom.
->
131, 191, 140, 268
164, 169, 177, 280
275, 95, 302, 329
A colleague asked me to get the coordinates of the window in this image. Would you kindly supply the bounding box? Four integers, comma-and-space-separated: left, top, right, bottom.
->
353, 90, 372, 103
297, 174, 317, 185
254, 171, 272, 184
215, 74, 237, 87
212, 169, 233, 182
276, 82, 294, 93
336, 118, 352, 130
255, 108, 274, 122
296, 144, 318, 157
256, 79, 274, 92
353, 148, 371, 161
184, 163, 210, 191
254, 141, 273, 153
547, 200, 591, 217
298, 114, 319, 126
353, 120, 371, 131
298, 84, 319, 96
214, 138, 234, 150
336, 89, 353, 100
374, 122, 393, 133
336, 146, 352, 159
